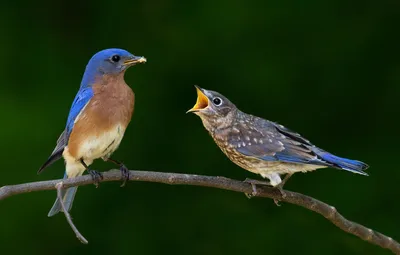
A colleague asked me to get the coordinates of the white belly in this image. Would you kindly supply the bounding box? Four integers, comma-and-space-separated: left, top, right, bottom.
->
252, 162, 327, 175
245, 161, 327, 186
78, 124, 126, 160
63, 124, 125, 178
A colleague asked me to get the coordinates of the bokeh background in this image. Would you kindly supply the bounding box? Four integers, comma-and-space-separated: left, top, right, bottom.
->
0, 0, 399, 254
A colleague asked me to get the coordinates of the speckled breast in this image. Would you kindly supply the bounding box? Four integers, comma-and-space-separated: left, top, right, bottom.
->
211, 130, 273, 173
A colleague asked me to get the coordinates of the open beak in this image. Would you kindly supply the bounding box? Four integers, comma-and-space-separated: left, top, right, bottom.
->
123, 55, 147, 66
187, 86, 209, 113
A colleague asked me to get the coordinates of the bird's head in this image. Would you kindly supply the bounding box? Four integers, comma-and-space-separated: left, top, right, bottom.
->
87, 48, 146, 75
187, 86, 237, 131
81, 48, 146, 87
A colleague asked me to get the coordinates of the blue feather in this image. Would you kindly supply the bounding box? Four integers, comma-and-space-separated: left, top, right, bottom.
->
66, 87, 94, 137
274, 154, 313, 164
237, 143, 369, 175
317, 152, 369, 175
80, 48, 134, 87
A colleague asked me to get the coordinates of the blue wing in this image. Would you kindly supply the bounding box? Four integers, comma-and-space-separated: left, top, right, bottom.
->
229, 116, 368, 174
38, 87, 94, 173
66, 87, 94, 137
231, 119, 323, 165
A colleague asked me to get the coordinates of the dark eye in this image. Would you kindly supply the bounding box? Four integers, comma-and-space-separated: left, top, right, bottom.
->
111, 55, 120, 62
213, 97, 222, 106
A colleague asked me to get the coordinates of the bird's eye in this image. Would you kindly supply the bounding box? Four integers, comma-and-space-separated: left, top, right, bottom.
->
111, 55, 120, 63
213, 97, 222, 106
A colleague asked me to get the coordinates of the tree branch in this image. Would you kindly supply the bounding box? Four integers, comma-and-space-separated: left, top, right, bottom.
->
55, 182, 88, 244
0, 169, 398, 254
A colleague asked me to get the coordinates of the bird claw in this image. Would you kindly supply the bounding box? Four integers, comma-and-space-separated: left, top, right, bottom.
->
278, 187, 287, 199
276, 173, 292, 199
88, 170, 103, 188
273, 185, 287, 206
245, 183, 259, 198
244, 178, 271, 198
104, 158, 129, 187
119, 164, 130, 187
243, 178, 288, 206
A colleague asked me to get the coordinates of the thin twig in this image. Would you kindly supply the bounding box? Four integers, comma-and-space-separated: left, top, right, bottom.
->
0, 169, 398, 254
55, 182, 88, 244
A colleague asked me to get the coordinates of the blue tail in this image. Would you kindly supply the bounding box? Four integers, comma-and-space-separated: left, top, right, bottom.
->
317, 151, 369, 176
48, 173, 78, 217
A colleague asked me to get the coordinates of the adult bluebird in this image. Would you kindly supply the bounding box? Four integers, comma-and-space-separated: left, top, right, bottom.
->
38, 48, 146, 216
187, 86, 368, 195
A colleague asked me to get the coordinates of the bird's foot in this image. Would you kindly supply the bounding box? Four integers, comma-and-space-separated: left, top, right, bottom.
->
275, 185, 287, 198
88, 170, 103, 188
104, 158, 129, 187
119, 164, 130, 187
272, 183, 289, 206
244, 178, 272, 198
272, 173, 292, 206
272, 187, 286, 206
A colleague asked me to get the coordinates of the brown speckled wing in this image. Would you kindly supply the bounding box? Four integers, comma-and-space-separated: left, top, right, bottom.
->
228, 113, 319, 163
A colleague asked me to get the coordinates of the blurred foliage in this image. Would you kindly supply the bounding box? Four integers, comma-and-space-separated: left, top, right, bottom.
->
0, 0, 399, 254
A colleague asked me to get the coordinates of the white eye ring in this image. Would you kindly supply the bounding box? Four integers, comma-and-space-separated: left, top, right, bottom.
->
212, 97, 223, 106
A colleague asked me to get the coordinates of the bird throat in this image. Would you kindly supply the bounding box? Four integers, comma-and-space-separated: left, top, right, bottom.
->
199, 111, 236, 135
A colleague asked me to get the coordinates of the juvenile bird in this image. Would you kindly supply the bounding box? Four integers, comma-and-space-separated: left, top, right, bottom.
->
187, 86, 368, 195
39, 48, 146, 216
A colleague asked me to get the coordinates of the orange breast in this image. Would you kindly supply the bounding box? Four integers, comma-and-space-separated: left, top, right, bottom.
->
67, 73, 135, 159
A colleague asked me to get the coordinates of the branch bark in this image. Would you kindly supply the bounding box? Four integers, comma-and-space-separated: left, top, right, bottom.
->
0, 169, 398, 254
55, 182, 88, 244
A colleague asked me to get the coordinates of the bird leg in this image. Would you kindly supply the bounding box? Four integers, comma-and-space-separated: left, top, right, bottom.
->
243, 178, 272, 198
274, 173, 293, 198
104, 158, 130, 187
272, 173, 293, 206
244, 174, 293, 206
80, 159, 103, 188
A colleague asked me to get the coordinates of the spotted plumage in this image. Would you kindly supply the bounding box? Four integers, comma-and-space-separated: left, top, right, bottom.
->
188, 86, 368, 187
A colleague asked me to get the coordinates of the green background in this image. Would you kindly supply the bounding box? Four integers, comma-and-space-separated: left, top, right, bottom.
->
0, 1, 399, 254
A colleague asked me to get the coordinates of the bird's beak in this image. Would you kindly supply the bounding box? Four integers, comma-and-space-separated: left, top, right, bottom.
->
123, 55, 147, 66
187, 86, 209, 113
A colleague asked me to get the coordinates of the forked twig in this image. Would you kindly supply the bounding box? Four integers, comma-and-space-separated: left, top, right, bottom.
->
55, 182, 88, 244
